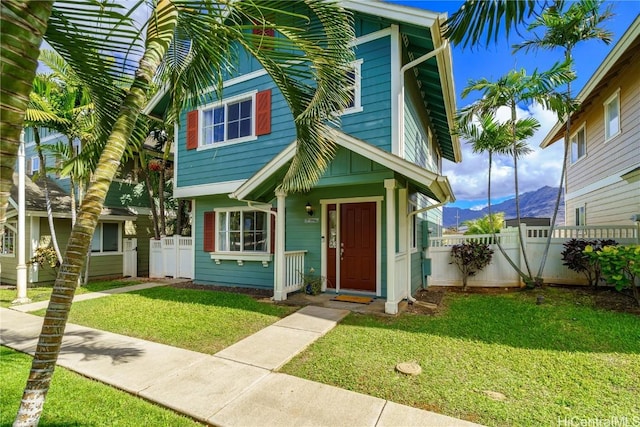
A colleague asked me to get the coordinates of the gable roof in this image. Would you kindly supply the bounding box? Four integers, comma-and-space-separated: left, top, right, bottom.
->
230, 125, 455, 203
8, 173, 135, 220
540, 15, 640, 148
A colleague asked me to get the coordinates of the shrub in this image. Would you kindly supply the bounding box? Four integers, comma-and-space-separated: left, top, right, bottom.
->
450, 241, 494, 290
561, 239, 617, 286
585, 245, 640, 306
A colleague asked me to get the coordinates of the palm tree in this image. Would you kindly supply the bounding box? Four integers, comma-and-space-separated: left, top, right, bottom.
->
463, 212, 506, 235
456, 111, 536, 279
12, 1, 354, 425
443, 0, 552, 48
513, 0, 613, 282
460, 62, 574, 287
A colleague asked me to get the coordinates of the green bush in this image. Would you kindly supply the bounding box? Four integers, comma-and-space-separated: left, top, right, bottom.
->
561, 239, 617, 286
585, 244, 640, 305
450, 241, 494, 290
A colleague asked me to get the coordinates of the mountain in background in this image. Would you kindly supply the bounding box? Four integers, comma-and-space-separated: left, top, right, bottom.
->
443, 186, 565, 228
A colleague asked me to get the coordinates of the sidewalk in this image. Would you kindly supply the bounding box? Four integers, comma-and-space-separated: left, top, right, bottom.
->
1, 288, 482, 426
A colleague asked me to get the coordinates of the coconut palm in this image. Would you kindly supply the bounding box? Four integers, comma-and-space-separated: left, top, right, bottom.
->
443, 0, 556, 48
460, 62, 574, 287
513, 0, 613, 282
12, 1, 354, 425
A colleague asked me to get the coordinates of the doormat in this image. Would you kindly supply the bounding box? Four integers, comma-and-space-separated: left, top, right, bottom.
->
331, 295, 373, 304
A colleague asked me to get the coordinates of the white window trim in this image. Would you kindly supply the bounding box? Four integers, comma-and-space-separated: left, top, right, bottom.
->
91, 222, 122, 256
211, 206, 272, 264
569, 123, 587, 165
575, 205, 586, 227
603, 89, 621, 142
340, 58, 364, 116
29, 156, 40, 175
1, 222, 16, 257
197, 90, 258, 150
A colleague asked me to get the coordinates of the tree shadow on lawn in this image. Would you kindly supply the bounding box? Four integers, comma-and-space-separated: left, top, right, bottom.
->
343, 289, 640, 354
124, 285, 297, 317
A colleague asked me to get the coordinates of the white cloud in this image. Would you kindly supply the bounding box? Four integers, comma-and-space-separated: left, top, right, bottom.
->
444, 103, 564, 202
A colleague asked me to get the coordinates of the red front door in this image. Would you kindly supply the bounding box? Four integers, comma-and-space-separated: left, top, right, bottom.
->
339, 202, 376, 292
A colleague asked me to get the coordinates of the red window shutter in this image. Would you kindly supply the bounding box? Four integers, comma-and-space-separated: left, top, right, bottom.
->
203, 211, 216, 252
270, 208, 277, 254
186, 110, 198, 150
255, 90, 271, 136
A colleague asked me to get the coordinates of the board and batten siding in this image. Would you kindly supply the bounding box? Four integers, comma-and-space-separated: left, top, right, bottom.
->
565, 50, 639, 226
176, 74, 296, 188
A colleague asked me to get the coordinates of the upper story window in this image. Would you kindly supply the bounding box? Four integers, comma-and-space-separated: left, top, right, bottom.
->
570, 125, 586, 164
340, 59, 363, 115
91, 222, 121, 254
604, 90, 620, 141
186, 90, 271, 151
27, 156, 40, 176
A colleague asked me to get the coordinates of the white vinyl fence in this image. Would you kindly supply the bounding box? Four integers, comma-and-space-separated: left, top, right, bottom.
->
428, 225, 638, 288
149, 236, 193, 279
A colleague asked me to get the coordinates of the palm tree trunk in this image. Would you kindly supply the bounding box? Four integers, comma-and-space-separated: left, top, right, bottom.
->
537, 50, 573, 282
511, 102, 535, 286
0, 1, 53, 229
141, 159, 161, 239
33, 128, 63, 265
14, 3, 178, 424
158, 162, 166, 235
67, 137, 77, 228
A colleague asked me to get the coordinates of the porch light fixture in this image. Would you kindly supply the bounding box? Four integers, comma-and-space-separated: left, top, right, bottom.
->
305, 202, 314, 216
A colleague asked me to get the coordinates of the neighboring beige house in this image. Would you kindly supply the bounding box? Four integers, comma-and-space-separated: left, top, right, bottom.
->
540, 16, 640, 226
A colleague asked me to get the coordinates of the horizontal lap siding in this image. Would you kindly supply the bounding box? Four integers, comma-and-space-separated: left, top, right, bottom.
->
193, 196, 275, 289
404, 80, 439, 173
567, 57, 640, 194
177, 74, 295, 188
341, 35, 391, 151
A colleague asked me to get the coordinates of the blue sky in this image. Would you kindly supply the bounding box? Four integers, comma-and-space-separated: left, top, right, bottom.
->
391, 1, 640, 210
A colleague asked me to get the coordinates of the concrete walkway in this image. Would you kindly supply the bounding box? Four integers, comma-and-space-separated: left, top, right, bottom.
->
1, 287, 482, 426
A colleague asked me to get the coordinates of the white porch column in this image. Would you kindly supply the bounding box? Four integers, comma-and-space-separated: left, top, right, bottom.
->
273, 189, 287, 301
14, 130, 31, 303
384, 179, 398, 314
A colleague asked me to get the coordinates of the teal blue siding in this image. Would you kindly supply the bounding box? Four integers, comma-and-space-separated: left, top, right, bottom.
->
193, 196, 275, 289
353, 16, 389, 37
176, 74, 296, 188
404, 86, 439, 174
341, 35, 391, 151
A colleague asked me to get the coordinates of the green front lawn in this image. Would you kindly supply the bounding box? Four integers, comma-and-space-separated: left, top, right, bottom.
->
281, 288, 640, 426
0, 279, 139, 308
35, 286, 297, 354
1, 346, 201, 426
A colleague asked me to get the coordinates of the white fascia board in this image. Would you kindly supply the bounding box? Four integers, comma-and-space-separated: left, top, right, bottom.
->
174, 180, 246, 199
342, 0, 439, 28
230, 142, 296, 200
541, 16, 640, 149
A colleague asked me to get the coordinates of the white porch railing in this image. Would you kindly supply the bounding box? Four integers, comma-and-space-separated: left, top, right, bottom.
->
149, 236, 193, 279
284, 250, 307, 295
427, 225, 637, 288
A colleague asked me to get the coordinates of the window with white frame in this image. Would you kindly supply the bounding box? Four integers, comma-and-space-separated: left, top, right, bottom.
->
575, 205, 586, 226
217, 209, 268, 252
604, 90, 620, 141
28, 156, 40, 175
342, 59, 363, 114
201, 93, 255, 146
1, 224, 16, 255
91, 222, 121, 253
570, 125, 586, 163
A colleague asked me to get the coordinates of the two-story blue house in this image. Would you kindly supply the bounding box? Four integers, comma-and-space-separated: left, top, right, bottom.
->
145, 0, 461, 314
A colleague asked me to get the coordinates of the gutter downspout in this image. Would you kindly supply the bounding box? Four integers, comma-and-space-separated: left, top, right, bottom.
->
399, 40, 449, 157
406, 195, 450, 304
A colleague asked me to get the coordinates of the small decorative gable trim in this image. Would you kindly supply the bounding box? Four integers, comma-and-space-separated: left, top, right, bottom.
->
203, 211, 215, 251
255, 89, 272, 136
186, 110, 199, 150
